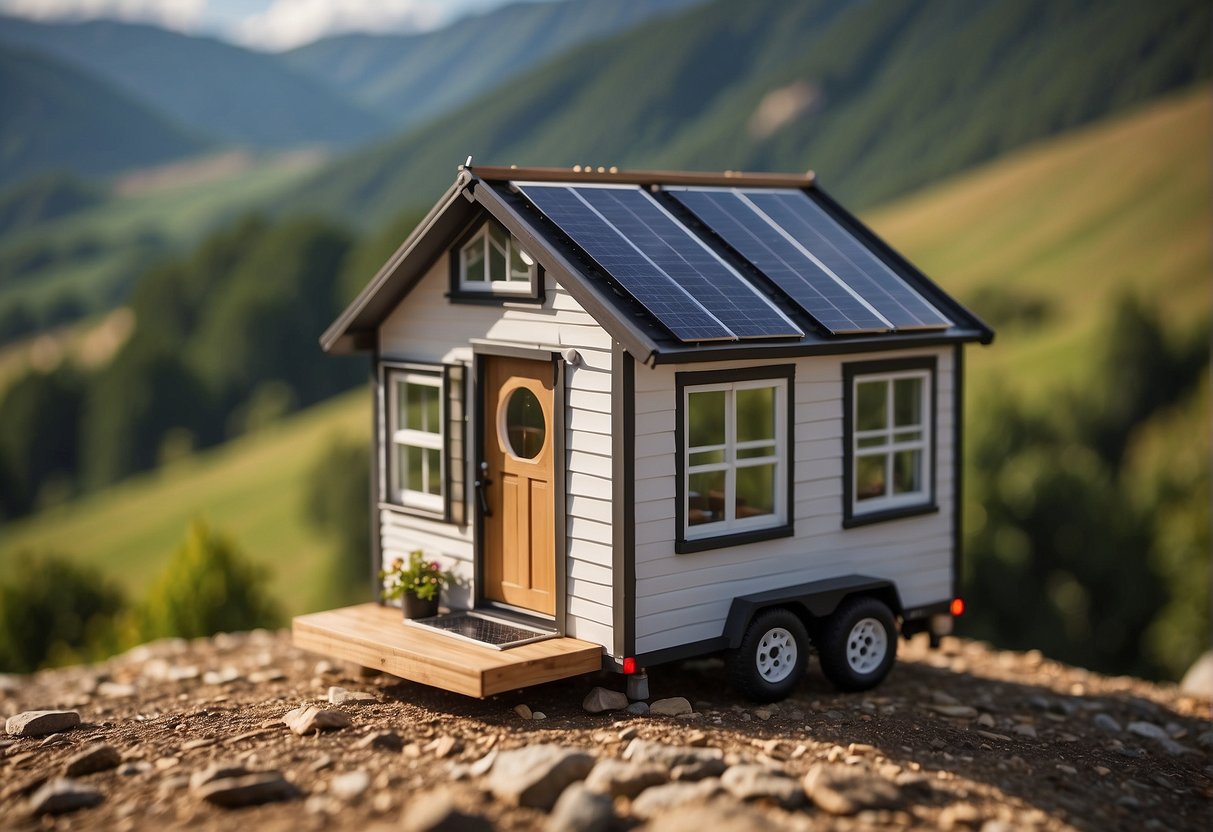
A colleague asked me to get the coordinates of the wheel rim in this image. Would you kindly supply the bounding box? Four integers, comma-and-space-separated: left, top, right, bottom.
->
756, 627, 798, 683
846, 617, 888, 674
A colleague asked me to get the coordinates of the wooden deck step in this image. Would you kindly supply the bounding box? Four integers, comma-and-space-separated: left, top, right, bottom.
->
292, 603, 603, 698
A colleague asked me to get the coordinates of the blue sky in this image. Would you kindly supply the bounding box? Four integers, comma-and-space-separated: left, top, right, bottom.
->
0, 0, 520, 49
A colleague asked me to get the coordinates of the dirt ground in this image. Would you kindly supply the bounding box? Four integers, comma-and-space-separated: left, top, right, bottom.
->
1, 630, 1209, 831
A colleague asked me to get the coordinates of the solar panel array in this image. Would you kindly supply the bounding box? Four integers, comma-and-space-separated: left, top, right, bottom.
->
516, 183, 802, 343
668, 187, 952, 335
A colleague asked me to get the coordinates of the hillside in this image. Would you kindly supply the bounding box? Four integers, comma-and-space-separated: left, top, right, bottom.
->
0, 46, 209, 186
0, 17, 387, 149
283, 0, 702, 128
292, 0, 1211, 227
1, 89, 1205, 630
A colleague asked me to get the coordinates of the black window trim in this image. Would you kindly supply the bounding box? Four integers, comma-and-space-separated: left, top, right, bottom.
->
447, 216, 546, 305
674, 364, 795, 554
841, 355, 939, 529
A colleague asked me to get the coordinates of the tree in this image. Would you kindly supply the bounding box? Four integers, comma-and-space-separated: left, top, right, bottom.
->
0, 363, 85, 517
302, 435, 372, 605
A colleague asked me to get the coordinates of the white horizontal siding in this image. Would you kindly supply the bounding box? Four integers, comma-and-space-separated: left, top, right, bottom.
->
632, 347, 957, 656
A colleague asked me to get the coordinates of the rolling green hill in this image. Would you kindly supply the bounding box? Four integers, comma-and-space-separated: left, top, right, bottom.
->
282, 0, 703, 127
293, 0, 1211, 227
1, 88, 1205, 619
0, 45, 209, 186
0, 16, 387, 149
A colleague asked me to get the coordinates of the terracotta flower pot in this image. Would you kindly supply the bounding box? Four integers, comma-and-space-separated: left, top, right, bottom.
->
401, 593, 439, 620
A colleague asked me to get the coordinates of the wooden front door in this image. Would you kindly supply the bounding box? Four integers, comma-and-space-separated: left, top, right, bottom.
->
482, 356, 556, 615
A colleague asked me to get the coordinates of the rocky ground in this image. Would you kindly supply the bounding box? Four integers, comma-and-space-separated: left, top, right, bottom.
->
1, 631, 1210, 831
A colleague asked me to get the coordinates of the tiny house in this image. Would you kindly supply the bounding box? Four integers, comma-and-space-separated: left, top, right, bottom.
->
293, 165, 993, 702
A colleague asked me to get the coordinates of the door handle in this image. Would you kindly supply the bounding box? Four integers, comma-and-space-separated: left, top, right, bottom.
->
474, 461, 492, 517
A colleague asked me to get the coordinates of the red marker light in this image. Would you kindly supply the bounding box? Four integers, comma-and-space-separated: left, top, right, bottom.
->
622, 657, 637, 675
950, 597, 966, 617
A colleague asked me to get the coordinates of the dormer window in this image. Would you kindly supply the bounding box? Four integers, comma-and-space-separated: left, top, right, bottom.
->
455, 221, 540, 298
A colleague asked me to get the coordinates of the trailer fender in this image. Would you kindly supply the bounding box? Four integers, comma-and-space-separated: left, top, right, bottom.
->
722, 575, 902, 649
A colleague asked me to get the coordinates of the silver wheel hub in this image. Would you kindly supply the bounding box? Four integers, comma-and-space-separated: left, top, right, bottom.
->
846, 617, 888, 674
756, 627, 798, 683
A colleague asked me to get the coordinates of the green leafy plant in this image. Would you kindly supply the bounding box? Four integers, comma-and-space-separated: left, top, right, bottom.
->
379, 551, 451, 602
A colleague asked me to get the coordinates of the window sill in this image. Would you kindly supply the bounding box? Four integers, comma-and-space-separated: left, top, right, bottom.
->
379, 500, 453, 525
676, 522, 793, 554
843, 503, 938, 529
446, 290, 544, 306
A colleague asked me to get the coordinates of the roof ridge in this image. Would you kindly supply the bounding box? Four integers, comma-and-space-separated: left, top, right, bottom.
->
463, 163, 816, 189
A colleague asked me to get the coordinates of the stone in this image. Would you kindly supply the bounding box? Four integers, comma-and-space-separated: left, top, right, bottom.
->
190, 761, 249, 790
754, 708, 773, 721
533, 712, 547, 720
927, 704, 979, 719
582, 686, 629, 713
1180, 650, 1213, 698
96, 681, 138, 698
803, 764, 904, 815
402, 794, 493, 832
327, 686, 377, 706
330, 770, 370, 800
546, 783, 613, 832
469, 748, 498, 777
63, 744, 121, 777
283, 705, 351, 735
118, 762, 152, 777
584, 758, 667, 798
1128, 721, 1169, 741
514, 704, 533, 720
1012, 723, 1037, 739
195, 772, 300, 807
643, 800, 772, 832
625, 701, 650, 716
27, 777, 103, 815
976, 713, 996, 728
630, 778, 722, 819
484, 744, 595, 810
720, 763, 804, 809
649, 697, 692, 716
355, 731, 404, 751
623, 739, 724, 780
6, 710, 80, 737
1093, 714, 1121, 733
429, 735, 459, 758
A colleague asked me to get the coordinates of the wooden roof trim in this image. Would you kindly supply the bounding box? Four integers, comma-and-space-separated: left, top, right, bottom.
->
464, 164, 816, 189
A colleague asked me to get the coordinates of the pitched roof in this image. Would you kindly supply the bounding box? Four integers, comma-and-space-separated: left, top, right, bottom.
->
322, 165, 993, 363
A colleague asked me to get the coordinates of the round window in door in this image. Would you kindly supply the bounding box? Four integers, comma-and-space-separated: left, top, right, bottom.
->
503, 387, 546, 459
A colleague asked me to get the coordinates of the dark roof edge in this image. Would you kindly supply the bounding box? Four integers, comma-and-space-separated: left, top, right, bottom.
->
320, 171, 472, 354
468, 164, 816, 189
648, 329, 989, 366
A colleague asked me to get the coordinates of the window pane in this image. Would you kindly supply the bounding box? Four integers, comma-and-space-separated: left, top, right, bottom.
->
855, 454, 886, 501
505, 387, 546, 459
737, 444, 775, 460
425, 384, 440, 433
736, 386, 775, 443
736, 463, 776, 519
857, 435, 884, 448
893, 449, 922, 494
426, 448, 442, 495
856, 380, 887, 431
894, 377, 923, 427
488, 240, 506, 282
509, 244, 531, 282
893, 429, 922, 444
405, 445, 423, 493
689, 449, 725, 467
463, 237, 485, 282
404, 384, 423, 431
688, 390, 726, 448
687, 470, 725, 526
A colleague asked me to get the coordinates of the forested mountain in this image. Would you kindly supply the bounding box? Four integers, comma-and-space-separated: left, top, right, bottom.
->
291, 0, 1211, 226
0, 16, 388, 149
0, 45, 210, 186
282, 0, 703, 127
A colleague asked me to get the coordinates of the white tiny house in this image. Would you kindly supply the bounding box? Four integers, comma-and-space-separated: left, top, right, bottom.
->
295, 165, 993, 702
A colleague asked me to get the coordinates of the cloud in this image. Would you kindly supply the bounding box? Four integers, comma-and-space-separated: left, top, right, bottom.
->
231, 0, 457, 51
2, 0, 208, 33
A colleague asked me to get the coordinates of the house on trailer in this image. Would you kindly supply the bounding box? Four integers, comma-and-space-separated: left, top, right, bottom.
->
293, 165, 993, 703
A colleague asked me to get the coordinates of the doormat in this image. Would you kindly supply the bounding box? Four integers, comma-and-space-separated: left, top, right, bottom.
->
406, 611, 556, 650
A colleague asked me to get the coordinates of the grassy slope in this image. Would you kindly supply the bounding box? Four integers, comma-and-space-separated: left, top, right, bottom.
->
1, 90, 1205, 617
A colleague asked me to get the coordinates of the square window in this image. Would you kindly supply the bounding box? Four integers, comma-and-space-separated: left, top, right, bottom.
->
388, 371, 445, 514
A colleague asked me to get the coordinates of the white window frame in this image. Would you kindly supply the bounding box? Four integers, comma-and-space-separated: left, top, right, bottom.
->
458, 222, 536, 295
388, 371, 445, 513
850, 368, 932, 516
682, 377, 788, 542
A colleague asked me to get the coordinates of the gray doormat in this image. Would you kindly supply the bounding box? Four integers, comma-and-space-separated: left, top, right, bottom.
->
406, 611, 556, 650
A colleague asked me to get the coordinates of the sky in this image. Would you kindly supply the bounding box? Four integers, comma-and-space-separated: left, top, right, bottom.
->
0, 0, 521, 50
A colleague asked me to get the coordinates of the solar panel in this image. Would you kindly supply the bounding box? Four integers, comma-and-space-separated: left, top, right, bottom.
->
516, 183, 802, 342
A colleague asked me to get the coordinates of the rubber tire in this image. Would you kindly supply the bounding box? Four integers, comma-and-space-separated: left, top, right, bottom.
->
726, 607, 810, 703
818, 596, 898, 692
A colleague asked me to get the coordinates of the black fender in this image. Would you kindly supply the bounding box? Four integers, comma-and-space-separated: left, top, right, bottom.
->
722, 575, 903, 649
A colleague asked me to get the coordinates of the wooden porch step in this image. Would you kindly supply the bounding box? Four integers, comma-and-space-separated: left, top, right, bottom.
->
292, 603, 603, 698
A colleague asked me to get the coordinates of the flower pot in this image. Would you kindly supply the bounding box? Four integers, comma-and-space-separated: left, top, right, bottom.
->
401, 593, 439, 620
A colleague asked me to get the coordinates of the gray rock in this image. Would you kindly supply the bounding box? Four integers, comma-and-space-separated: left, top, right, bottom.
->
514, 703, 533, 720
720, 763, 804, 808
1012, 723, 1037, 739
485, 744, 595, 810
330, 770, 370, 800
327, 686, 377, 706
1093, 713, 1122, 733
623, 738, 723, 769
63, 744, 121, 777
1180, 650, 1213, 698
6, 710, 80, 737
1128, 721, 1169, 741
283, 705, 351, 735
402, 794, 493, 832
803, 764, 904, 815
27, 777, 103, 815
584, 758, 667, 798
582, 686, 629, 714
195, 772, 300, 807
546, 783, 613, 832
927, 704, 979, 719
649, 697, 692, 716
630, 778, 722, 819
670, 758, 727, 781
625, 701, 649, 716
354, 730, 404, 751
190, 761, 249, 790
1195, 730, 1213, 752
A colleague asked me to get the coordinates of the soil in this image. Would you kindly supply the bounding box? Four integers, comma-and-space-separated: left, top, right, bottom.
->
1, 630, 1209, 831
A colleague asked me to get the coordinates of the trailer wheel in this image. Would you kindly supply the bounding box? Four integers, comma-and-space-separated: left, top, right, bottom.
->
726, 607, 809, 703
818, 596, 897, 692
